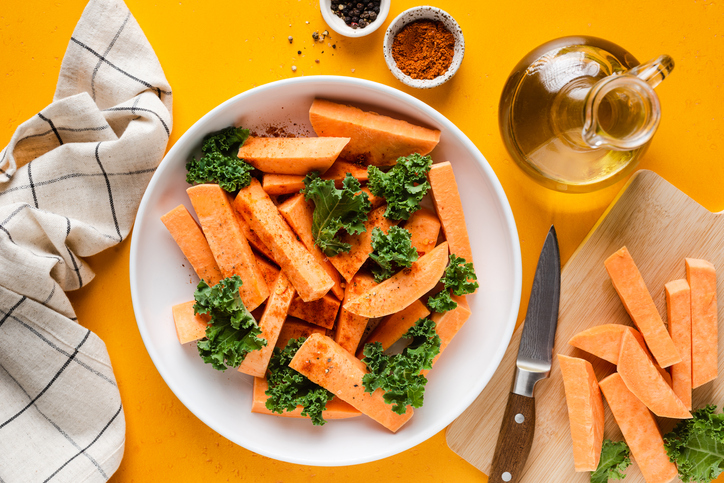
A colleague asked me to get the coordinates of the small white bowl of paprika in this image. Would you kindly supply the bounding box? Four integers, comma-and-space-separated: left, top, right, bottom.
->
383, 6, 465, 89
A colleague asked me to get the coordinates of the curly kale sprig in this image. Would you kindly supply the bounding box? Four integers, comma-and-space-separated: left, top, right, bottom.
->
369, 226, 419, 283
591, 440, 631, 483
186, 125, 254, 192
664, 405, 724, 483
194, 275, 266, 370
361, 318, 441, 414
427, 254, 478, 313
367, 153, 433, 221
265, 337, 333, 426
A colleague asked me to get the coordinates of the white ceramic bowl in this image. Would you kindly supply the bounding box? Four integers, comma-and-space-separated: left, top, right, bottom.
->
129, 76, 521, 466
384, 6, 465, 89
320, 0, 390, 38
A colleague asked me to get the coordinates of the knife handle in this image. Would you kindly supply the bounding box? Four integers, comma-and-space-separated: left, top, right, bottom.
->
488, 393, 536, 483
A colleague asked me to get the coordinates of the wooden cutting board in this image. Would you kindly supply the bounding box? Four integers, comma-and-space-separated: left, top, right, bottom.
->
446, 170, 724, 483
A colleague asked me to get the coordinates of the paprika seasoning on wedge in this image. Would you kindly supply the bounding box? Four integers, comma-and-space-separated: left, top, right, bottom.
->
391, 20, 455, 80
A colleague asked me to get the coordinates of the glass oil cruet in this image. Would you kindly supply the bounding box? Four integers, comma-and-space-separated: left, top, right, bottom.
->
499, 36, 674, 192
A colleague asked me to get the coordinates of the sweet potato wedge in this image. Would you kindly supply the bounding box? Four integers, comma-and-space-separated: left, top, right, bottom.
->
666, 279, 692, 409
261, 159, 369, 196
344, 242, 449, 318
251, 377, 361, 419
426, 295, 472, 371
288, 293, 341, 330
686, 258, 718, 388
404, 207, 441, 258
238, 136, 350, 175
356, 300, 430, 358
333, 271, 377, 354
276, 318, 326, 349
171, 300, 209, 344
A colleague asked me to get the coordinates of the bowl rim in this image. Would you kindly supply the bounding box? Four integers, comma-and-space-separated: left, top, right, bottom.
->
129, 75, 522, 466
383, 6, 465, 89
319, 0, 390, 38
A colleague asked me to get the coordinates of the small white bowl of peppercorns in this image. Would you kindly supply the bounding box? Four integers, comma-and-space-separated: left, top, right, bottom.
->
383, 6, 465, 88
320, 0, 390, 37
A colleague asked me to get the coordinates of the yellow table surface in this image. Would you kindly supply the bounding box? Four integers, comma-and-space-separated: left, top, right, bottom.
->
2, 0, 723, 481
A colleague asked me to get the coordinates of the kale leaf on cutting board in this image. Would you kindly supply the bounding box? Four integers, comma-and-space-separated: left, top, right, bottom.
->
664, 404, 724, 483
590, 439, 631, 483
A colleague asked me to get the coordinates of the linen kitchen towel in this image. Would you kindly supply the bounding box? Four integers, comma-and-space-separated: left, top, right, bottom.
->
0, 0, 172, 481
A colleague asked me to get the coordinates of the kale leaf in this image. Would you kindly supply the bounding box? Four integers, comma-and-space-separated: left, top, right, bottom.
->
427, 254, 479, 313
265, 337, 333, 426
361, 318, 441, 414
194, 275, 266, 370
301, 171, 371, 257
369, 226, 419, 283
590, 440, 631, 483
367, 153, 433, 221
186, 125, 254, 192
664, 405, 724, 483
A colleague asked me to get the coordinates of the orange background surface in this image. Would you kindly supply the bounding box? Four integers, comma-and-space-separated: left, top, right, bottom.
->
1, 0, 723, 481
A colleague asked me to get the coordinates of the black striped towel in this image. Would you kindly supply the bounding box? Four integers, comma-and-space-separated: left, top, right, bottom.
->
0, 0, 171, 481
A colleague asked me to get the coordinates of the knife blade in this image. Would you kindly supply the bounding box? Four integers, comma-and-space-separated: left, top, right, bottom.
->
489, 225, 560, 483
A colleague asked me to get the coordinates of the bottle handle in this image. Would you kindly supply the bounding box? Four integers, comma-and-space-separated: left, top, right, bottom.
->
627, 55, 675, 89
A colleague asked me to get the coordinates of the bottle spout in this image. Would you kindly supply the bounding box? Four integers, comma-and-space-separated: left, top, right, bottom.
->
627, 55, 675, 89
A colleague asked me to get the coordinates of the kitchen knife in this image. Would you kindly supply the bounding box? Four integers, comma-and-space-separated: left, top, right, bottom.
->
489, 225, 560, 483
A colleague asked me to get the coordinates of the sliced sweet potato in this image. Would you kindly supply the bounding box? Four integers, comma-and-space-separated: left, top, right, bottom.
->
276, 318, 325, 348
360, 186, 385, 210
277, 193, 344, 300
233, 208, 275, 262
309, 98, 440, 166
288, 293, 341, 330
428, 162, 475, 271
426, 295, 472, 371
666, 279, 692, 410
604, 247, 680, 368
333, 271, 377, 354
686, 258, 718, 388
171, 300, 209, 344
289, 333, 414, 432
558, 355, 605, 472
617, 330, 691, 419
238, 272, 296, 377
254, 254, 281, 288
233, 178, 334, 302
251, 377, 361, 419
356, 300, 430, 358
599, 373, 678, 483
161, 205, 223, 286
568, 324, 672, 385
261, 159, 369, 196
344, 242, 449, 318
237, 136, 350, 175
404, 207, 441, 258
187, 184, 269, 311
329, 204, 396, 283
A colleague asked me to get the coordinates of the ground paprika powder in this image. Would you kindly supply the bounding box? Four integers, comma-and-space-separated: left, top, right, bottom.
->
391, 20, 455, 80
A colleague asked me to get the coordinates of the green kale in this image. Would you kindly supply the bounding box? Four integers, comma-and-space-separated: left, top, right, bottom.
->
369, 226, 419, 283
301, 171, 371, 257
664, 405, 724, 483
264, 337, 333, 426
186, 125, 254, 192
194, 275, 266, 370
361, 318, 441, 414
367, 153, 433, 221
590, 440, 631, 483
427, 254, 479, 313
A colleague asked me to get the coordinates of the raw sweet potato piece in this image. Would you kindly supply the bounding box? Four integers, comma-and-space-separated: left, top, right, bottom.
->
568, 324, 672, 385
254, 254, 280, 288
289, 333, 414, 432
360, 186, 385, 210
233, 178, 334, 302
599, 373, 678, 483
309, 99, 440, 166
604, 247, 680, 368
288, 293, 341, 330
251, 377, 361, 419
277, 193, 344, 300
261, 159, 369, 196
233, 208, 275, 262
617, 330, 691, 419
344, 242, 449, 318
427, 295, 472, 370
276, 318, 326, 348
171, 300, 209, 344
404, 207, 441, 258
666, 279, 692, 410
329, 204, 396, 283
237, 136, 350, 175
238, 272, 296, 377
333, 271, 377, 354
356, 300, 430, 358
686, 258, 718, 388
558, 355, 605, 472
161, 205, 223, 286
428, 162, 475, 271
187, 184, 269, 311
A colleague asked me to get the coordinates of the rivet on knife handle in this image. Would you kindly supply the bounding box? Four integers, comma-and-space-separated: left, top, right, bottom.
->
489, 393, 536, 483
